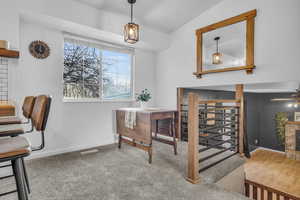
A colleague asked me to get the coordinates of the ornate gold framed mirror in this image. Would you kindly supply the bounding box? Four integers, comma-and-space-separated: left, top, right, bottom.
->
194, 10, 257, 78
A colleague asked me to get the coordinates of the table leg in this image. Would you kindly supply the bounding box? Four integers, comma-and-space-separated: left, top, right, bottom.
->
172, 115, 177, 155
155, 120, 158, 139
118, 134, 122, 149
148, 146, 152, 164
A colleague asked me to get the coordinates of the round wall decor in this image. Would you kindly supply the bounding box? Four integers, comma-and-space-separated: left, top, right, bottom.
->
29, 40, 50, 59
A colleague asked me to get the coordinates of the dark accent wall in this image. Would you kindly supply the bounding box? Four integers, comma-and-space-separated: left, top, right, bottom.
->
257, 93, 300, 151
244, 93, 261, 151
182, 89, 300, 152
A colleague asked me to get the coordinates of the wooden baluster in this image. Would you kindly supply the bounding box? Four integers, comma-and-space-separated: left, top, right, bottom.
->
261, 188, 265, 200
253, 185, 258, 200
244, 180, 298, 200
267, 191, 273, 200
245, 182, 250, 197
276, 193, 280, 200
186, 93, 200, 184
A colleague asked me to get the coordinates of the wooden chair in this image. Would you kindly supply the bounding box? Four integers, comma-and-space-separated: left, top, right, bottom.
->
0, 95, 51, 198
0, 136, 31, 200
0, 96, 35, 125
29, 95, 51, 151
0, 95, 51, 144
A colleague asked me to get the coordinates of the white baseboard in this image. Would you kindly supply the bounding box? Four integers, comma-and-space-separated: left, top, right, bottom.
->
250, 147, 285, 155
27, 142, 117, 160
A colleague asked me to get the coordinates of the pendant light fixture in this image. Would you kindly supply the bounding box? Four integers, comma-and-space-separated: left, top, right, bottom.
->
124, 0, 139, 44
212, 36, 222, 65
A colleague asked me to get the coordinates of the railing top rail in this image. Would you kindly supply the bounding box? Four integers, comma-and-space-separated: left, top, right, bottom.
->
198, 99, 240, 104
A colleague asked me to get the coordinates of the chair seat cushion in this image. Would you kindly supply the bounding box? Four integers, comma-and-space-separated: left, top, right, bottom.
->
0, 116, 22, 125
0, 102, 15, 117
0, 124, 24, 137
0, 136, 31, 159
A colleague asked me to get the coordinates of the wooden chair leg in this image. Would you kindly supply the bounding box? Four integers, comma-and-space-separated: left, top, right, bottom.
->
12, 158, 28, 200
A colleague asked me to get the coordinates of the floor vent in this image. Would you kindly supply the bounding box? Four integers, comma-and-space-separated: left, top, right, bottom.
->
80, 149, 99, 155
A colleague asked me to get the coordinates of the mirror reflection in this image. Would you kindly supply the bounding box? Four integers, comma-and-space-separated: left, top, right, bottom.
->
202, 21, 246, 71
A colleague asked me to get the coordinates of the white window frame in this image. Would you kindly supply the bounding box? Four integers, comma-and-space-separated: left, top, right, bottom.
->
63, 34, 135, 103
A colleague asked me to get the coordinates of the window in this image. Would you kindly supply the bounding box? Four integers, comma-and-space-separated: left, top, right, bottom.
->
63, 37, 134, 101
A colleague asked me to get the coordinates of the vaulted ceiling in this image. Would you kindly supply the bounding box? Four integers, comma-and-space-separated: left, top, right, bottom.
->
76, 0, 223, 33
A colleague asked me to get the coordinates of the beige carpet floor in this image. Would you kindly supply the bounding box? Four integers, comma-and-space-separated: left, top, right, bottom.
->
0, 141, 248, 200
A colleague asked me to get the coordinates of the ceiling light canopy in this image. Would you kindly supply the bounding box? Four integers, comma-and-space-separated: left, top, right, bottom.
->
124, 0, 139, 44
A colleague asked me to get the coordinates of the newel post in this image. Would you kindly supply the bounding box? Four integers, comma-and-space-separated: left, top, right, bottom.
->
235, 84, 245, 155
186, 93, 200, 184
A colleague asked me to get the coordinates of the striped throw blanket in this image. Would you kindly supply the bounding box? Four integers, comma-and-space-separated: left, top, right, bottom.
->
125, 110, 137, 129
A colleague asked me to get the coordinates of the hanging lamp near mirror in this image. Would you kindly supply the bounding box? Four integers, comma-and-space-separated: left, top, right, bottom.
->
124, 0, 139, 44
212, 36, 222, 64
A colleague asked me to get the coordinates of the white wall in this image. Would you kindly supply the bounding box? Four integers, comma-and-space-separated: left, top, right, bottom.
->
9, 21, 156, 158
0, 0, 160, 158
0, 0, 19, 49
155, 0, 300, 108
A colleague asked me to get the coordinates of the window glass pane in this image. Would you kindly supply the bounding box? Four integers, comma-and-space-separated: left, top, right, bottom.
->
83, 47, 101, 85
63, 83, 84, 99
64, 41, 101, 99
102, 50, 132, 100
83, 84, 100, 98
63, 37, 133, 101
64, 42, 84, 85
82, 47, 101, 98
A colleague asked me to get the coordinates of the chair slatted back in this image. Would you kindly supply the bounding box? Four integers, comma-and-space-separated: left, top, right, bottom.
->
31, 95, 51, 131
41, 96, 51, 131
22, 96, 35, 119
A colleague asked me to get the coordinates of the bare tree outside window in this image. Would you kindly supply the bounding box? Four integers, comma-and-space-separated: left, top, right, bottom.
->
102, 50, 132, 100
63, 39, 133, 101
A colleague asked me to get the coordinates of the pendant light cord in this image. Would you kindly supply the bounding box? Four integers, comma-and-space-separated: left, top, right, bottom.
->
131, 3, 133, 23
216, 39, 219, 53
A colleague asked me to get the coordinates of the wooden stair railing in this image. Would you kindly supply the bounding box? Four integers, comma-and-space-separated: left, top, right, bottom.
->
245, 179, 300, 200
186, 84, 245, 184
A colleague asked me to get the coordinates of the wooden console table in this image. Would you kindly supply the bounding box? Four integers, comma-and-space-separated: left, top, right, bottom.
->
116, 108, 178, 163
